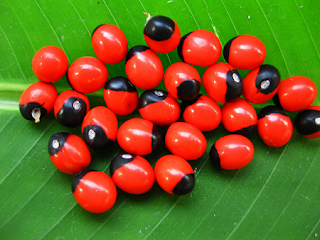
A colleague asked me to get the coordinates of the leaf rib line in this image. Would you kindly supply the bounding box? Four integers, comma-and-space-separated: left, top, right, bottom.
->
0, 113, 17, 134
263, 146, 320, 240
5, 0, 36, 53
0, 168, 59, 231
225, 144, 289, 240
235, 0, 255, 34
186, 176, 236, 240
306, 214, 320, 239
101, 0, 120, 27
33, 0, 68, 58
138, 0, 147, 12
119, 0, 143, 46
67, 0, 91, 36
293, 0, 320, 60
86, 198, 130, 240
255, 0, 290, 76
219, 0, 239, 35
0, 24, 27, 84
38, 202, 78, 239
182, 0, 201, 29
202, 0, 220, 39
143, 196, 182, 240
143, 150, 211, 239
0, 120, 54, 186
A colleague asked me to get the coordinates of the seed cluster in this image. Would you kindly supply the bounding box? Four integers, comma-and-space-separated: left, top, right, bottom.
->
19, 14, 320, 214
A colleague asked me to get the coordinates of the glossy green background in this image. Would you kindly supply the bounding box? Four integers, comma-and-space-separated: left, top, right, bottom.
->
0, 0, 320, 239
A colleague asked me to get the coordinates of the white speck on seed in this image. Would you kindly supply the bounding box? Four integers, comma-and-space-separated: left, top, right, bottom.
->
73, 100, 81, 111
154, 90, 164, 97
260, 80, 270, 90
232, 73, 241, 83
144, 12, 152, 25
315, 117, 320, 125
122, 154, 132, 159
52, 140, 59, 149
88, 129, 96, 140
32, 108, 41, 123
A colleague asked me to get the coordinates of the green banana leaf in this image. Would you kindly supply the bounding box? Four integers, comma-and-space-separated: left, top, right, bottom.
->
1, 0, 320, 239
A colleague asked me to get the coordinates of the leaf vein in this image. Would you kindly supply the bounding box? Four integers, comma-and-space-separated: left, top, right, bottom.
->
182, 0, 200, 29
293, 0, 320, 60
255, 0, 290, 76
67, 0, 91, 36
33, 0, 67, 58
219, 0, 239, 35
38, 202, 78, 239
0, 113, 18, 134
5, 0, 36, 53
144, 149, 212, 239
0, 120, 54, 186
264, 146, 320, 240
225, 144, 289, 240
0, 24, 27, 84
119, 0, 143, 46
87, 199, 130, 240
0, 168, 58, 230
101, 0, 121, 28
138, 0, 147, 13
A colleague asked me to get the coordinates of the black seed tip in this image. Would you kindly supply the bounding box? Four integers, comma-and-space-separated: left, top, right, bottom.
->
294, 109, 320, 136
258, 105, 287, 120
19, 102, 47, 121
272, 93, 283, 110
144, 16, 175, 41
110, 154, 136, 177
180, 94, 202, 115
72, 169, 95, 193
104, 76, 137, 93
209, 143, 221, 168
65, 71, 74, 90
177, 32, 192, 62
91, 24, 104, 38
126, 45, 150, 63
225, 69, 243, 102
177, 79, 201, 101
255, 64, 280, 95
234, 125, 257, 136
138, 89, 168, 109
82, 125, 113, 150
48, 132, 69, 156
157, 126, 170, 144
152, 125, 162, 150
223, 36, 237, 63
56, 97, 87, 128
172, 174, 195, 195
